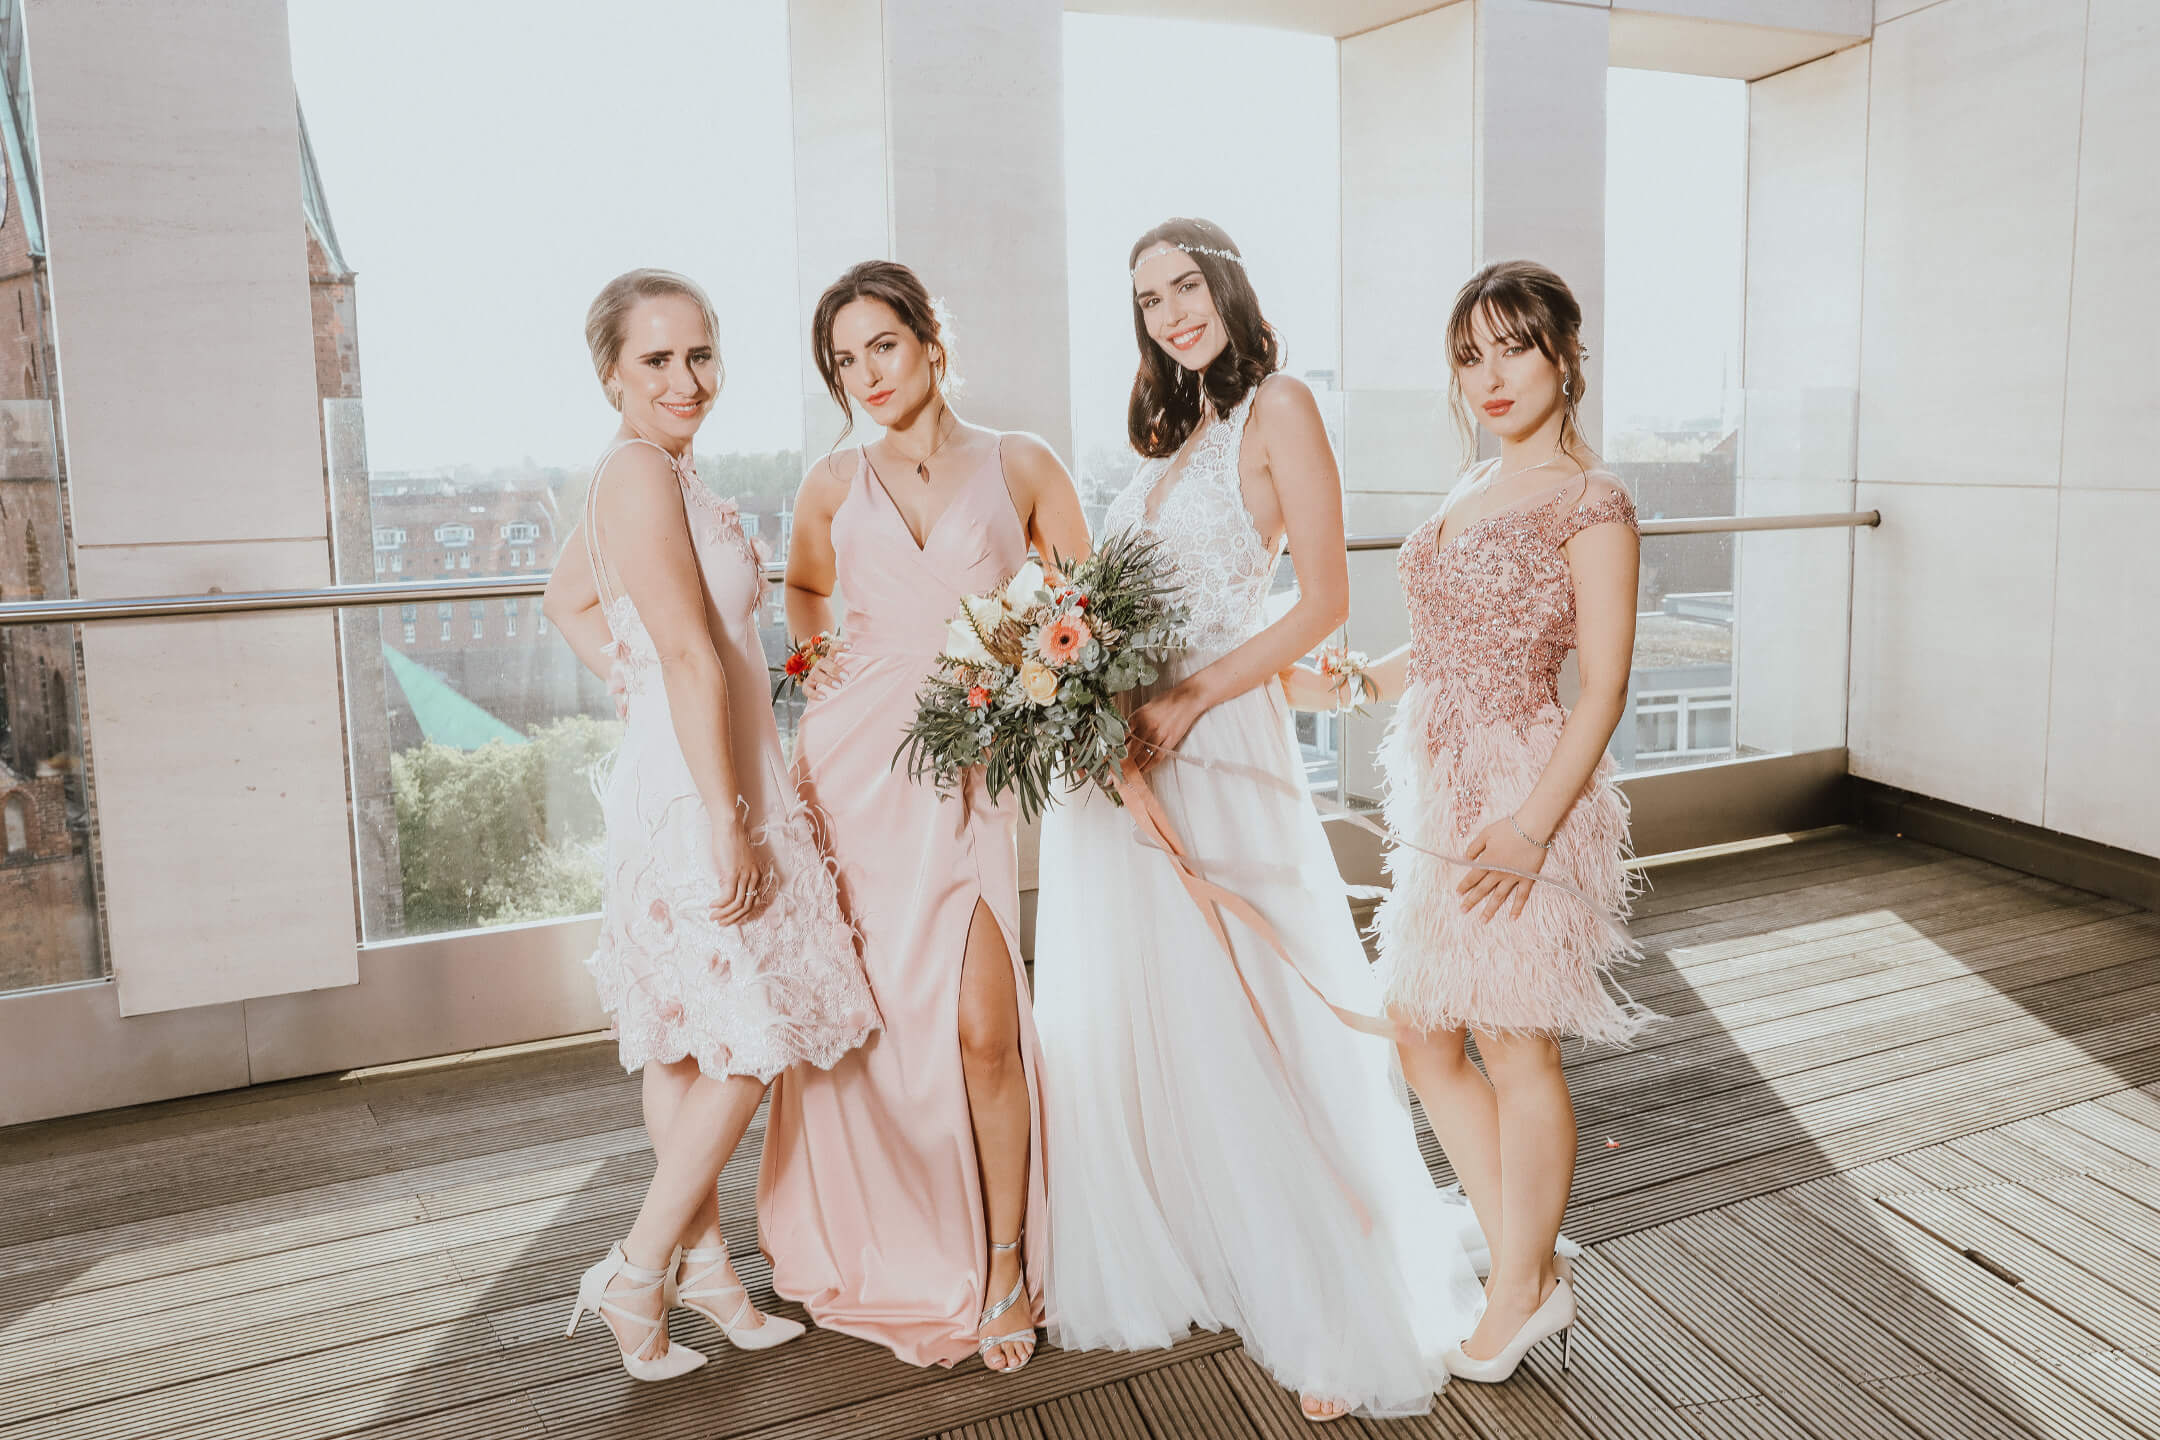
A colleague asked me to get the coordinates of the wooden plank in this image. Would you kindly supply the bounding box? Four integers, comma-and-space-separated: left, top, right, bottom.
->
2051, 1100, 2160, 1171
1567, 976, 2160, 1188
1679, 1396, 1814, 1440
1880, 1187, 2160, 1350
1565, 1249, 1758, 1407
1128, 1356, 1263, 1440
1960, 1180, 2160, 1289
1662, 1210, 1937, 1385
1566, 1020, 2160, 1241
1029, 1383, 1154, 1440
1596, 1229, 1918, 1440
932, 1410, 1048, 1440
1863, 1371, 2042, 1440
1720, 1192, 2153, 1440
1518, 1318, 1701, 1440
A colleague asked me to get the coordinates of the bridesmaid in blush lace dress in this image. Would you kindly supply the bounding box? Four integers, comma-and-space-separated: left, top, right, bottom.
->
542, 270, 878, 1382
1287, 260, 1652, 1387
758, 261, 1090, 1373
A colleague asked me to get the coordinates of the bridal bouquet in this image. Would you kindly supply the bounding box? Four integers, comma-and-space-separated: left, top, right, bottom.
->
898, 530, 1186, 822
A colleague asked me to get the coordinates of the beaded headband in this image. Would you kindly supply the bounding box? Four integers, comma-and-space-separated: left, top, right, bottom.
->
1130, 241, 1246, 279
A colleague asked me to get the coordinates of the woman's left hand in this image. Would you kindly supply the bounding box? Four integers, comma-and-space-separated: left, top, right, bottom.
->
1125, 685, 1207, 773
1457, 816, 1550, 921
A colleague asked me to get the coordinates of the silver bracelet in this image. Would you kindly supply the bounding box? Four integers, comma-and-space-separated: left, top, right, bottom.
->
1507, 813, 1552, 850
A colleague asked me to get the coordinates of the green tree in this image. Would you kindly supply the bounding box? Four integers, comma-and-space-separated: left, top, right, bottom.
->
392, 714, 621, 934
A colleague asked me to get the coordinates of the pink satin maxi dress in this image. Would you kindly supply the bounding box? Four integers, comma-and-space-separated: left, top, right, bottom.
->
757, 440, 1049, 1367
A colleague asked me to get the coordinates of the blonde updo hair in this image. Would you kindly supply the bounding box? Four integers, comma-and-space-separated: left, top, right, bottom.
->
585, 268, 724, 411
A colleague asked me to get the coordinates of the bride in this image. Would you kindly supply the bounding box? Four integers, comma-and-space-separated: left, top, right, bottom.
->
1033, 218, 1487, 1422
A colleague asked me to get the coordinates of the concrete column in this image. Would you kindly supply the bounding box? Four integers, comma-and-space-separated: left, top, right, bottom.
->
787, 0, 1071, 458
29, 0, 357, 1013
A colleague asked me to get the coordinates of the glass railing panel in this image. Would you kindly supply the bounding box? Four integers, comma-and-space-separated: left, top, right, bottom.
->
0, 388, 105, 992
337, 572, 795, 945
0, 615, 102, 993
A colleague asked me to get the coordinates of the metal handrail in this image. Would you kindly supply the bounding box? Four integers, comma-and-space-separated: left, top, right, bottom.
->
0, 509, 1881, 626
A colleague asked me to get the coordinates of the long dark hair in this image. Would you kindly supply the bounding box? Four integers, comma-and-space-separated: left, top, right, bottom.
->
1445, 260, 1590, 465
810, 259, 951, 444
1125, 218, 1281, 458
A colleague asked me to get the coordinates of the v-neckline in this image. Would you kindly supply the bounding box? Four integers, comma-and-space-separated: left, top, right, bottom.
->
864, 443, 995, 553
1141, 404, 1234, 527
1435, 466, 1589, 552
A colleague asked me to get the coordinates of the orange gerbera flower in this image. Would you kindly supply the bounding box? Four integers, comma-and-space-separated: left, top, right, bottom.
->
1037, 615, 1091, 667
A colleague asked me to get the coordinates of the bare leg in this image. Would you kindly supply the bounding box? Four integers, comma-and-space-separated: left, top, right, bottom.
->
1460, 1029, 1573, 1361
957, 898, 1034, 1372
600, 1065, 767, 1354
1393, 1021, 1504, 1281
642, 1061, 724, 1251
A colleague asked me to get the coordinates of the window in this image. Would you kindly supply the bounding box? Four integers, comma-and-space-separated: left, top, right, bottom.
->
1633, 688, 1735, 762
373, 526, 405, 550
501, 522, 539, 544
400, 602, 417, 645
504, 597, 519, 637
390, 555, 402, 573
373, 552, 384, 574
434, 524, 474, 547
469, 600, 486, 639
458, 553, 471, 570
3, 793, 27, 855
437, 602, 453, 642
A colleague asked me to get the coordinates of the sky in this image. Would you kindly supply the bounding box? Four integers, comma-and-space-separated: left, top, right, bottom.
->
286, 4, 1742, 474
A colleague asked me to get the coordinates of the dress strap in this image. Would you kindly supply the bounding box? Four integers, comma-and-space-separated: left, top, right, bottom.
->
584, 436, 681, 632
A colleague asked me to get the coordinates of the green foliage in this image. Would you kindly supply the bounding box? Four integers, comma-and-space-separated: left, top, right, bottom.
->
391, 714, 620, 935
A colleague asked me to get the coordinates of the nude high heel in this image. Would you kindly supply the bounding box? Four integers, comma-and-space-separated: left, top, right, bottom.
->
565, 1242, 708, 1382
669, 1240, 805, 1351
1444, 1275, 1574, 1384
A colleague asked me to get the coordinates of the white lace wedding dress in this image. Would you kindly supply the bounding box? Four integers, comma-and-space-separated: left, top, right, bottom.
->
1034, 393, 1487, 1416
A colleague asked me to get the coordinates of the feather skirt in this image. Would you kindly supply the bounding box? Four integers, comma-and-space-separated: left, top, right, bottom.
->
1372, 678, 1652, 1046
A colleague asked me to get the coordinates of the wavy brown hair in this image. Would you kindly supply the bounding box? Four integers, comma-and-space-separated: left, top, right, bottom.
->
810, 259, 952, 444
1445, 260, 1590, 467
1126, 218, 1282, 459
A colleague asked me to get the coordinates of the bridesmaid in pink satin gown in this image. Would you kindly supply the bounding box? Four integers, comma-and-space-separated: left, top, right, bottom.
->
758, 261, 1091, 1371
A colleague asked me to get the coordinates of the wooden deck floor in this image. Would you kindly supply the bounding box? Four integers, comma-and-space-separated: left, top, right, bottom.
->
5, 828, 2160, 1439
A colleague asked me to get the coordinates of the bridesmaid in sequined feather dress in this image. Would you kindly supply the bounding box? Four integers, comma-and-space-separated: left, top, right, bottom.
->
1288, 261, 1652, 1387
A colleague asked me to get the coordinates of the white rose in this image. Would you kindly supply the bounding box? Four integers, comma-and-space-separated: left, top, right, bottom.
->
1000, 561, 1048, 617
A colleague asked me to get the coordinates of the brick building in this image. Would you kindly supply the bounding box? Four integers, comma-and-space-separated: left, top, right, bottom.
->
365, 473, 586, 749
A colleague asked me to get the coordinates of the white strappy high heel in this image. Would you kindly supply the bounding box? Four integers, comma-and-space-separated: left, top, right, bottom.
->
977, 1235, 1037, 1372
1444, 1275, 1575, 1383
668, 1240, 805, 1351
565, 1242, 708, 1382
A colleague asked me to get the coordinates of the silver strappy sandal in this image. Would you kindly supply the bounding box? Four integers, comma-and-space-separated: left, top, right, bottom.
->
976, 1235, 1037, 1372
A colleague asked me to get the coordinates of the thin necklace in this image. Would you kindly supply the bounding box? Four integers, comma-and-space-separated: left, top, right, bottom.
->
891, 405, 955, 483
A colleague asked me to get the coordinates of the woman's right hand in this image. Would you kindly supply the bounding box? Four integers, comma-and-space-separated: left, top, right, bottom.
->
801, 639, 852, 701
709, 815, 768, 927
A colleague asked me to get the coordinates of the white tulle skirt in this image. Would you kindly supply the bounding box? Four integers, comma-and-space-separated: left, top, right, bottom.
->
1033, 672, 1488, 1417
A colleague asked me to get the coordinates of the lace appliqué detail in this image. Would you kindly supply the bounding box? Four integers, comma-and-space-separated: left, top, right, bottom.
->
1101, 392, 1274, 662
584, 793, 880, 1082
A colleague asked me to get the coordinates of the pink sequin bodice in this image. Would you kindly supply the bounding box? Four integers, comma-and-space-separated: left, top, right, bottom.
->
1399, 470, 1637, 751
